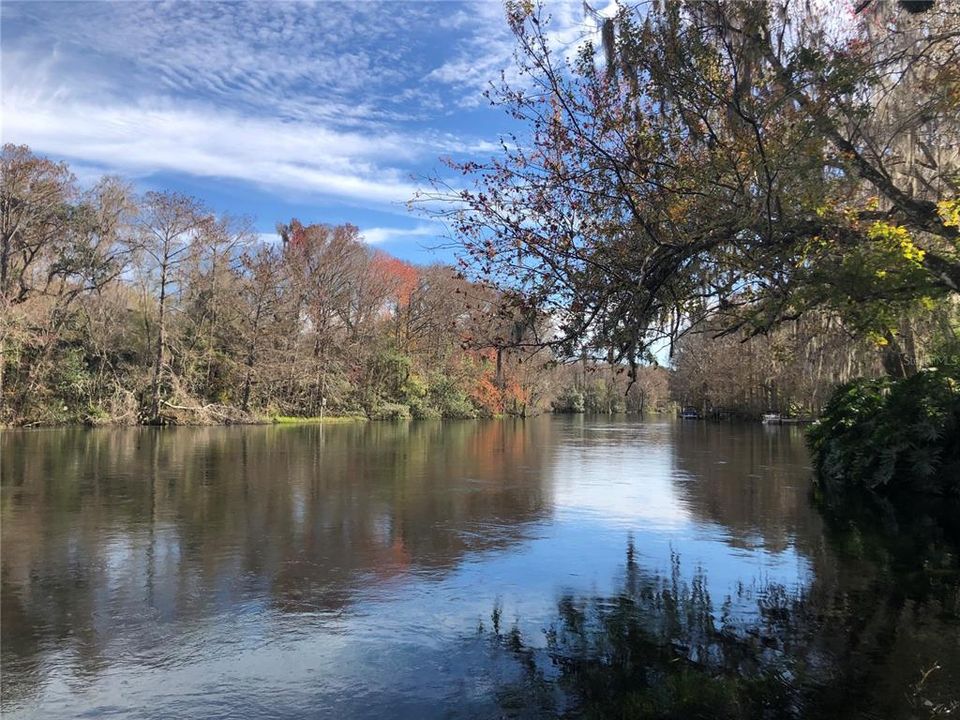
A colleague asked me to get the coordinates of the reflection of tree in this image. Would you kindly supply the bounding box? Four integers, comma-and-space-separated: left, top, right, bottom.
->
667, 419, 960, 714
802, 496, 960, 718
488, 541, 803, 719
486, 519, 960, 720
670, 423, 821, 554
0, 420, 556, 707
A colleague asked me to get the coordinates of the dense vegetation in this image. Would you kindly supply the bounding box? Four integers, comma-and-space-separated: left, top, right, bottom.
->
424, 1, 959, 378
809, 363, 960, 497
0, 144, 676, 426
0, 140, 905, 427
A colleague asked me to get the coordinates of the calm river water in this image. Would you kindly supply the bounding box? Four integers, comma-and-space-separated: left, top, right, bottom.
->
2, 418, 958, 718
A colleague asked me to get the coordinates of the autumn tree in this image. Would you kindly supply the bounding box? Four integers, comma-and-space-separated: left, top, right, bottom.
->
179, 214, 252, 403
278, 220, 367, 412
237, 243, 286, 411
420, 0, 959, 380
1, 145, 75, 412
1, 145, 135, 421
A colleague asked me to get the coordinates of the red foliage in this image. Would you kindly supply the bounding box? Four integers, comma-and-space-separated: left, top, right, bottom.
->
468, 368, 503, 415
371, 252, 419, 308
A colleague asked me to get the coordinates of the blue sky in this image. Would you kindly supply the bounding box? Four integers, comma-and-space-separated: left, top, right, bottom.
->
2, 1, 613, 263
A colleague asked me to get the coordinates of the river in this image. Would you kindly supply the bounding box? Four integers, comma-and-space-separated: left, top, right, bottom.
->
2, 417, 958, 718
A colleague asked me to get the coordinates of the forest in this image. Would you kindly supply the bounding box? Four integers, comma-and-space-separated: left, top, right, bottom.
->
1, 145, 675, 426
4, 143, 933, 428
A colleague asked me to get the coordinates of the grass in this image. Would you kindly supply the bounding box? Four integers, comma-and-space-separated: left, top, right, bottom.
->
266, 414, 368, 425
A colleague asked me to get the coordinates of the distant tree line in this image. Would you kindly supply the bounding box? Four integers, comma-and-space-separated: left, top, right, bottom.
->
0, 145, 513, 423
1, 145, 676, 425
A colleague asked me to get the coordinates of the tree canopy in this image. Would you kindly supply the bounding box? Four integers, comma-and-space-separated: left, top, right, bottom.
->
421, 0, 960, 379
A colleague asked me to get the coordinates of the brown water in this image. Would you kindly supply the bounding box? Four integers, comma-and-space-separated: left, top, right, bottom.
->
1, 417, 958, 718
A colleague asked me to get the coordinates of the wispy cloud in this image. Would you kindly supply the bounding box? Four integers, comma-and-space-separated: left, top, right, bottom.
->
425, 1, 616, 107
0, 1, 609, 217
3, 84, 422, 205
361, 223, 446, 245
258, 225, 443, 247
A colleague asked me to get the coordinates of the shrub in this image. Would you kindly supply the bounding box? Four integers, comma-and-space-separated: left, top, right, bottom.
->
551, 387, 585, 413
368, 403, 411, 421
808, 378, 890, 491
809, 365, 960, 496
407, 397, 441, 420
439, 395, 478, 419
427, 373, 477, 419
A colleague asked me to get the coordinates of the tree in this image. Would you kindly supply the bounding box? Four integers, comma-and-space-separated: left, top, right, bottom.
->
1, 146, 135, 421
237, 243, 285, 412
420, 1, 959, 379
135, 191, 211, 421
1, 145, 75, 410
278, 220, 367, 413
180, 214, 252, 403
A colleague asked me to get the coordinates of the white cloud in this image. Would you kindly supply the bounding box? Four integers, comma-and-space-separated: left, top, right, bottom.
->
424, 0, 617, 107
361, 224, 445, 245
258, 225, 443, 247
2, 2, 441, 127
2, 87, 423, 205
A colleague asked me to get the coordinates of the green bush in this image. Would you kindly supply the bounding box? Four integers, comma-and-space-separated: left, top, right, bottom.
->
808, 378, 890, 490
584, 380, 625, 413
809, 365, 960, 496
426, 373, 477, 419
407, 397, 441, 420
438, 395, 477, 419
551, 387, 585, 413
368, 402, 412, 421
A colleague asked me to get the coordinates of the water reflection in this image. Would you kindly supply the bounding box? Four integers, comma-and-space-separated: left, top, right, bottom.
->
2, 418, 957, 718
487, 526, 960, 719
1, 420, 556, 712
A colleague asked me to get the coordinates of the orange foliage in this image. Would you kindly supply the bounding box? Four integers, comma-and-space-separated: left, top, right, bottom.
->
461, 349, 536, 415
469, 369, 503, 415
371, 252, 419, 308
503, 378, 531, 408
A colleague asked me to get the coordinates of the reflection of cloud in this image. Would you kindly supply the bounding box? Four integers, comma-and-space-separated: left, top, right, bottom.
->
551, 439, 691, 530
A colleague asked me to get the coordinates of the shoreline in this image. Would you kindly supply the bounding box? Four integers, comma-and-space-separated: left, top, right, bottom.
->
0, 415, 372, 430
1, 410, 774, 430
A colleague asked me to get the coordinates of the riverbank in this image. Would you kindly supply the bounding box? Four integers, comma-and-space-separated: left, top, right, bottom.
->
268, 415, 369, 425
1, 409, 682, 429
0, 411, 523, 429
0, 412, 369, 429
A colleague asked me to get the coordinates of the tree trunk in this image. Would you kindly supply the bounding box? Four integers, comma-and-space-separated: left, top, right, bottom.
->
0, 335, 5, 418
241, 298, 264, 413
149, 266, 168, 421
881, 330, 917, 380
